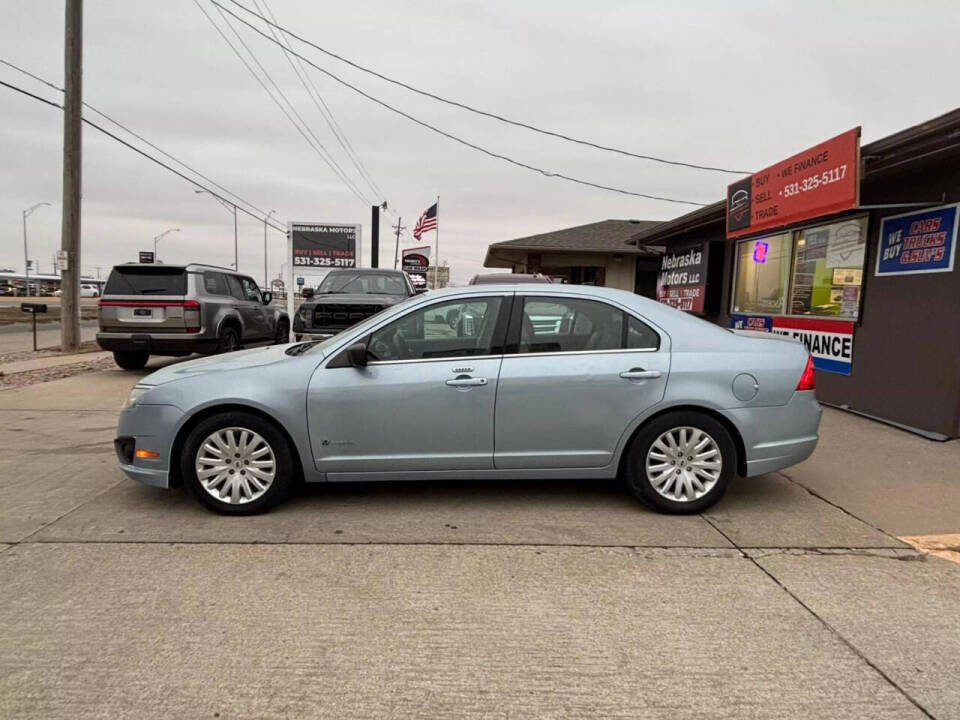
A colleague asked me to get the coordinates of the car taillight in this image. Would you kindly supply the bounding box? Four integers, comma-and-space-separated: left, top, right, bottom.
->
796, 354, 815, 391
183, 300, 201, 309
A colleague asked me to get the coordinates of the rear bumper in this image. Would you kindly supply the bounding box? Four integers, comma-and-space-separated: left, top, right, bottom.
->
97, 331, 216, 356
729, 390, 822, 477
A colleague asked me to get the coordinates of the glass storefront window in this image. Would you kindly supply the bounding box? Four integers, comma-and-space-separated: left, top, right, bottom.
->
789, 217, 866, 319
732, 232, 792, 315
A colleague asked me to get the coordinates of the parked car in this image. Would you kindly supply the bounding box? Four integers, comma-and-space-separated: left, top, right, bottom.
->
80, 283, 100, 298
96, 263, 289, 370
469, 272, 551, 285
114, 284, 821, 516
292, 268, 416, 340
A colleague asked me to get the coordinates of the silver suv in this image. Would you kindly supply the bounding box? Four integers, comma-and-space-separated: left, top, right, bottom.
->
96, 263, 289, 370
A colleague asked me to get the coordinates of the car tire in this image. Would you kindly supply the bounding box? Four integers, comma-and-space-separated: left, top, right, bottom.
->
274, 319, 289, 345
113, 350, 149, 370
181, 411, 295, 516
624, 411, 735, 514
216, 326, 240, 353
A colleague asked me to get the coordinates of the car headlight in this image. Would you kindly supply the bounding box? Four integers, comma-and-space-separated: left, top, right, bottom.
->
123, 384, 153, 410
298, 305, 310, 320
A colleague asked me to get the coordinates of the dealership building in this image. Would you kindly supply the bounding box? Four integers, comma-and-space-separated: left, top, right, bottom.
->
483, 109, 960, 439
630, 109, 960, 440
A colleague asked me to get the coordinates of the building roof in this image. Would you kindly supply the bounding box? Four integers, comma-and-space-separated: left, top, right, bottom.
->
484, 219, 661, 267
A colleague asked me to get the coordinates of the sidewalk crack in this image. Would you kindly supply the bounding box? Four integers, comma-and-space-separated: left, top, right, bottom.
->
700, 512, 935, 720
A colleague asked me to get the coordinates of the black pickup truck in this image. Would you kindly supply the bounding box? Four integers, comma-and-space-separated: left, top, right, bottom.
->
293, 269, 420, 340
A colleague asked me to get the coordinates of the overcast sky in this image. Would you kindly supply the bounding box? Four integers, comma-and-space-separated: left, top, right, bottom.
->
2, 0, 958, 285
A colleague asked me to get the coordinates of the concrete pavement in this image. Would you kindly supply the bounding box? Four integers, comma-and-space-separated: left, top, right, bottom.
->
0, 365, 958, 718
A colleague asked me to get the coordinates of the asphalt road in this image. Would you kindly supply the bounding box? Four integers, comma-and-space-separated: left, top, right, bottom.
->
0, 365, 958, 719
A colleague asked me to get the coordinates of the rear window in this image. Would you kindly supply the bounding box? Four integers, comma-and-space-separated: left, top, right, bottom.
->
104, 267, 186, 296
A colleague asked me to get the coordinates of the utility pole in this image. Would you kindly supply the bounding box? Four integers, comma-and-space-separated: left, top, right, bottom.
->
264, 210, 276, 288
60, 0, 83, 350
370, 205, 380, 268
392, 219, 405, 270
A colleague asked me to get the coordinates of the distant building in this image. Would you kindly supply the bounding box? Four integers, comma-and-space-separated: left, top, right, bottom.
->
483, 219, 662, 294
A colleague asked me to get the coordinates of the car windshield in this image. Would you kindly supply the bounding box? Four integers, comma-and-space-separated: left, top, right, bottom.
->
318, 272, 406, 295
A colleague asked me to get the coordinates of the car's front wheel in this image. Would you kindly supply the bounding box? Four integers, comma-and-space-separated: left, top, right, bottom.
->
113, 350, 149, 370
625, 411, 735, 514
181, 411, 295, 515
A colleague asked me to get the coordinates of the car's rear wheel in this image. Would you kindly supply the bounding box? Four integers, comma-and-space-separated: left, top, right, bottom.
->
113, 350, 149, 370
217, 326, 240, 353
274, 319, 289, 345
181, 411, 294, 515
625, 411, 735, 514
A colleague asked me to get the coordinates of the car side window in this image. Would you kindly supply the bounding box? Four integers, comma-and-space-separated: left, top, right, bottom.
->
626, 316, 660, 350
520, 297, 623, 353
367, 297, 503, 362
225, 275, 245, 301
203, 272, 229, 295
240, 277, 262, 303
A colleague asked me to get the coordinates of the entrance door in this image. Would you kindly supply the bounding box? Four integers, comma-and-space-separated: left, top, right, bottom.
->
308, 295, 509, 474
494, 294, 669, 469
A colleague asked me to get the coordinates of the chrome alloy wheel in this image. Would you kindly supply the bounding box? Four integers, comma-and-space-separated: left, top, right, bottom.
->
645, 426, 722, 502
194, 427, 276, 505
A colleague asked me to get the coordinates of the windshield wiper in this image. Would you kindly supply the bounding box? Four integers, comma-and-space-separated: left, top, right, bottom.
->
285, 341, 318, 356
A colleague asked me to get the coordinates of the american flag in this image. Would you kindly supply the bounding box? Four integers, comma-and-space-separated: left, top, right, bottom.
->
413, 202, 438, 240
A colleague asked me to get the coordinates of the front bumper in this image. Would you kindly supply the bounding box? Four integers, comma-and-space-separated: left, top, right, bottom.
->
115, 402, 185, 488
729, 390, 822, 477
97, 331, 217, 356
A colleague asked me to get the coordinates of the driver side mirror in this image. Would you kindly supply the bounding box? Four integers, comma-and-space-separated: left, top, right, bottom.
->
346, 340, 368, 367
262, 291, 273, 305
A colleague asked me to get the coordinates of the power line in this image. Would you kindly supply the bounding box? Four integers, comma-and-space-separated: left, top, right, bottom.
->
225, 0, 751, 176
255, 0, 385, 202
0, 78, 286, 232
195, 0, 374, 208
0, 57, 278, 224
209, 0, 709, 207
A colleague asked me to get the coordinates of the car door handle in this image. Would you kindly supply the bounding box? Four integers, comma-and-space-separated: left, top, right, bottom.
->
620, 368, 661, 380
445, 376, 488, 387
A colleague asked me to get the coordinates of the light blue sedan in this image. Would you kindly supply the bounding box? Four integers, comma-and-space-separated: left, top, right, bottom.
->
115, 284, 821, 515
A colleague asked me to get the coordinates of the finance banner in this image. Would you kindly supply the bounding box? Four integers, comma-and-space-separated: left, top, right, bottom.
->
730, 314, 854, 375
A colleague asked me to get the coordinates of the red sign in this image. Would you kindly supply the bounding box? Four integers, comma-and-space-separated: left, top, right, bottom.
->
727, 128, 860, 239
656, 242, 709, 313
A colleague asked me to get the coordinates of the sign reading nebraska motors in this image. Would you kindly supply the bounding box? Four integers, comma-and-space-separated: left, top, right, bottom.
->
727, 128, 860, 239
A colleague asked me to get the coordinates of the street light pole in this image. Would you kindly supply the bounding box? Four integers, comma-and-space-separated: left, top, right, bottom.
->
152, 227, 180, 261
22, 202, 51, 297
264, 210, 276, 288
195, 190, 238, 269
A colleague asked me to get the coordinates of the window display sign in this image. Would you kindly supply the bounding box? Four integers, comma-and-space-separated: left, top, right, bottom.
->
656, 242, 709, 313
875, 203, 958, 276
789, 217, 866, 319
290, 222, 360, 269
730, 314, 854, 375
727, 128, 860, 239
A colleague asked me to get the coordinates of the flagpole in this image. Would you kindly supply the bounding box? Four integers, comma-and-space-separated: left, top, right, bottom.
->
434, 195, 440, 284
